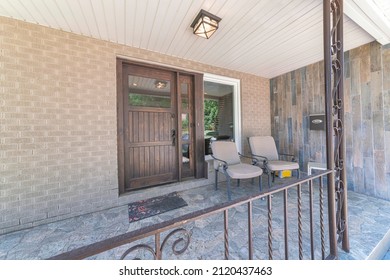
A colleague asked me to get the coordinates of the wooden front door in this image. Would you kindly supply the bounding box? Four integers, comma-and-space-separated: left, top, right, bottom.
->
117, 60, 205, 194
122, 64, 178, 191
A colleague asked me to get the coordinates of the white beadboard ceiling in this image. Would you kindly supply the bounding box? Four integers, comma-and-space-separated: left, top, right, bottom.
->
0, 0, 389, 78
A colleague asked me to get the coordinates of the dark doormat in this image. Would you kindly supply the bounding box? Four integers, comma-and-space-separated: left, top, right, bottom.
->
128, 192, 188, 223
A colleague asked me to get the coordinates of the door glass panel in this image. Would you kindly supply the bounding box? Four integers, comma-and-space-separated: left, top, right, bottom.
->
181, 113, 189, 160
182, 143, 190, 163
181, 83, 189, 110
181, 113, 189, 138
128, 75, 171, 108
179, 74, 194, 178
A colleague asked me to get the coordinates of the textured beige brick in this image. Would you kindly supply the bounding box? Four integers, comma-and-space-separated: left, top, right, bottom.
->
1, 16, 270, 234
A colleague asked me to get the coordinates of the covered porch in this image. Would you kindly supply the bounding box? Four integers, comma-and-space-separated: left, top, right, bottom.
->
1, 0, 390, 262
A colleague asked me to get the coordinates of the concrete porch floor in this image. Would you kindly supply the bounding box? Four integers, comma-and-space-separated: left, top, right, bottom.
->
0, 172, 390, 260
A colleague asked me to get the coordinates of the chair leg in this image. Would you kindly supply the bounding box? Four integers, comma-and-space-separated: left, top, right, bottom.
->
227, 176, 232, 200
267, 172, 271, 188
272, 172, 275, 182
259, 176, 262, 192
215, 170, 218, 190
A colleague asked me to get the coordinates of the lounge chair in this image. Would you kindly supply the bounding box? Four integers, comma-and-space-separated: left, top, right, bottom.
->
248, 136, 299, 188
211, 141, 263, 200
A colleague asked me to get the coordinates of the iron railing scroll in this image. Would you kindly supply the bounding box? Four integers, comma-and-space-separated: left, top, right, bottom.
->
49, 170, 334, 260
323, 0, 350, 258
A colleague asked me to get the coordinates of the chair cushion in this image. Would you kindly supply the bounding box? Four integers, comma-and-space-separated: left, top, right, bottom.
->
267, 160, 299, 171
248, 136, 279, 161
221, 163, 263, 179
211, 141, 241, 169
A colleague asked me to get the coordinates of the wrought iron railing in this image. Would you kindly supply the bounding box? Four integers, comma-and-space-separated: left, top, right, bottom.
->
324, 0, 349, 254
49, 170, 336, 260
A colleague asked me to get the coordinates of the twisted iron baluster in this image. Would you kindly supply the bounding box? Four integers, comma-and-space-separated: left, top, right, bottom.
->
297, 184, 303, 260
268, 195, 273, 260
320, 176, 325, 260
283, 189, 289, 260
309, 179, 315, 260
248, 201, 253, 260
224, 210, 229, 260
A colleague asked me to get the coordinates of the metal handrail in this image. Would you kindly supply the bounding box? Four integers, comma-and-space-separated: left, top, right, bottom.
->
49, 169, 334, 260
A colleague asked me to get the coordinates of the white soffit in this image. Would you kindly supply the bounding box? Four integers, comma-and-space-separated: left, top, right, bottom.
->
345, 0, 390, 45
0, 0, 383, 78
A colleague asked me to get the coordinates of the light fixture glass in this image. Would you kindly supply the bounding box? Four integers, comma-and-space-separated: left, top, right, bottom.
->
191, 9, 221, 39
154, 80, 167, 89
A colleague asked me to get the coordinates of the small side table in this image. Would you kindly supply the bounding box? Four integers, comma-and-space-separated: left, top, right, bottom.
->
307, 162, 327, 175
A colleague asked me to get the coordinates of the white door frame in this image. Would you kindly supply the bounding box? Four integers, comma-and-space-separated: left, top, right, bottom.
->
203, 73, 242, 153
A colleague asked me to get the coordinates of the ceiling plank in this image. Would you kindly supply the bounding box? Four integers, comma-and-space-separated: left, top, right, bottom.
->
138, 0, 160, 50
54, 0, 82, 34
90, 0, 111, 40
1, 0, 36, 23
161, 0, 198, 55
124, 0, 137, 46
174, 0, 233, 59
131, 0, 148, 49
146, 0, 175, 51
220, 0, 321, 69
77, 0, 102, 39
112, 0, 126, 45
191, 0, 285, 63
0, 0, 383, 78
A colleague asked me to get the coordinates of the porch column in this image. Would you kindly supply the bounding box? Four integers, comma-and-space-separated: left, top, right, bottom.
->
323, 0, 350, 259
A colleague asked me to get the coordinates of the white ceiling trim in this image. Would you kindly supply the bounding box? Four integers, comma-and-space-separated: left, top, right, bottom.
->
345, 0, 390, 45
0, 0, 384, 78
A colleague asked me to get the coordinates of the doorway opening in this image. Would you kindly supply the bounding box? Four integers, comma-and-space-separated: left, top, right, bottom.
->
203, 74, 241, 155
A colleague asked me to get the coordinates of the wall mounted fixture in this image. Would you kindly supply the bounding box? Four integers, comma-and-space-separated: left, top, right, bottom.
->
190, 9, 221, 39
309, 114, 325, 130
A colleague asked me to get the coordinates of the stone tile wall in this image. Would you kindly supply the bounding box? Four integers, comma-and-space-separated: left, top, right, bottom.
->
0, 17, 270, 234
270, 41, 390, 201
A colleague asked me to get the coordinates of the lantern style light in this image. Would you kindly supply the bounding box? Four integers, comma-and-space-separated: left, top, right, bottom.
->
190, 9, 222, 39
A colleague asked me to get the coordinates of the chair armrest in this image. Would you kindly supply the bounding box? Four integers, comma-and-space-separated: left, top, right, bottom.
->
249, 153, 268, 165
210, 155, 228, 170
238, 153, 259, 165
279, 153, 297, 162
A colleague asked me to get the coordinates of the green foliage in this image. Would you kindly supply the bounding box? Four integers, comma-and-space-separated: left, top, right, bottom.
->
182, 114, 189, 134
128, 93, 170, 108
204, 99, 219, 130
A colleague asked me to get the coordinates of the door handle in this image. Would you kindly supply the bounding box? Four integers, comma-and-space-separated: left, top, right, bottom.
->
171, 129, 176, 146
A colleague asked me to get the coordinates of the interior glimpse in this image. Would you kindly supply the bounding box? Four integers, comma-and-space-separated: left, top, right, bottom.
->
204, 81, 234, 155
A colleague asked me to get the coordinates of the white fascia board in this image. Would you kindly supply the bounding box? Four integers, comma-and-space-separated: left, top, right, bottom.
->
345, 0, 390, 45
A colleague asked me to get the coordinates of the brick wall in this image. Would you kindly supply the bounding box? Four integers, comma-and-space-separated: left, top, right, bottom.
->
0, 17, 270, 234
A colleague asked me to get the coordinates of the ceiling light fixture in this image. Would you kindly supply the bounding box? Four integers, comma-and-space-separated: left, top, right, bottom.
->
190, 9, 221, 39
154, 80, 167, 89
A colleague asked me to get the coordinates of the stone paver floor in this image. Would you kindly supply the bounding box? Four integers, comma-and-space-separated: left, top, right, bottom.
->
1, 175, 390, 260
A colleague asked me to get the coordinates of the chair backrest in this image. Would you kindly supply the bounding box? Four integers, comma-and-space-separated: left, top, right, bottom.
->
211, 141, 241, 169
248, 136, 279, 161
